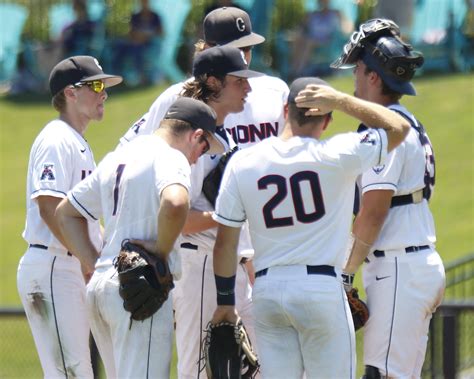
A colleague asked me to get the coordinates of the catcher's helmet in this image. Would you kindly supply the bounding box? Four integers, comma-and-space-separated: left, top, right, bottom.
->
331, 18, 424, 96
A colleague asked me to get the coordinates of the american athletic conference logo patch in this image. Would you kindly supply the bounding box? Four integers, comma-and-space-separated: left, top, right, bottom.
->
40, 163, 55, 181
372, 164, 385, 174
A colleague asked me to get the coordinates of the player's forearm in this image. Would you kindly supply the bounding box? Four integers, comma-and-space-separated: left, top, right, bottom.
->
344, 199, 388, 273
334, 93, 410, 152
56, 202, 99, 273
37, 196, 71, 249
213, 224, 241, 278
182, 209, 217, 235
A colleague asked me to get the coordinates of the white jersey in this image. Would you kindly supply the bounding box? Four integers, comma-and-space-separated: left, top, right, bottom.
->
68, 135, 191, 269
118, 75, 289, 251
22, 119, 101, 252
361, 104, 436, 250
214, 129, 388, 272
118, 75, 289, 148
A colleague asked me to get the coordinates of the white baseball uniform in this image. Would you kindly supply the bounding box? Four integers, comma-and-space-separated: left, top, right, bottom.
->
360, 104, 445, 378
213, 129, 389, 379
118, 75, 289, 378
17, 119, 102, 378
67, 135, 191, 378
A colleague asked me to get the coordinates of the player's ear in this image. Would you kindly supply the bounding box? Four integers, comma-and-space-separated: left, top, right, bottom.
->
283, 103, 289, 119
63, 86, 76, 100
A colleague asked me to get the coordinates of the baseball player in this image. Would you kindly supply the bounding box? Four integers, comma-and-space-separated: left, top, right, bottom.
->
17, 56, 122, 377
209, 77, 411, 378
118, 7, 288, 379
332, 19, 446, 378
55, 97, 224, 378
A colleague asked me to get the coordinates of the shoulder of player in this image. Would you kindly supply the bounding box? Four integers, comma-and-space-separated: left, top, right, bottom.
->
248, 75, 289, 94
149, 81, 185, 110
33, 119, 84, 151
231, 138, 274, 165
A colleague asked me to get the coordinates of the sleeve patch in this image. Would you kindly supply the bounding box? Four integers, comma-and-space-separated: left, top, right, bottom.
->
372, 164, 385, 174
39, 163, 56, 181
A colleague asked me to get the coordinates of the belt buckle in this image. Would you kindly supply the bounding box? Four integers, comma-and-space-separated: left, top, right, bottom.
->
412, 190, 423, 204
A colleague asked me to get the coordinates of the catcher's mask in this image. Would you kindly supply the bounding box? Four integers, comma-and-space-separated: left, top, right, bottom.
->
330, 18, 401, 69
332, 18, 424, 96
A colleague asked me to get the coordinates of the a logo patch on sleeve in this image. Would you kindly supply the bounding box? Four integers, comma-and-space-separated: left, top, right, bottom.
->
360, 131, 376, 145
40, 163, 56, 181
372, 164, 385, 174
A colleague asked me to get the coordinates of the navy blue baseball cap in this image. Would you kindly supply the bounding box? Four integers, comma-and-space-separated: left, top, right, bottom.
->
164, 97, 224, 154
204, 7, 265, 48
193, 45, 263, 78
288, 77, 332, 103
49, 55, 122, 97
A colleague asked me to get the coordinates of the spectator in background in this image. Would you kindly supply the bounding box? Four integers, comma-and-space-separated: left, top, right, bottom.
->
61, 0, 97, 57
290, 0, 352, 78
114, 0, 163, 85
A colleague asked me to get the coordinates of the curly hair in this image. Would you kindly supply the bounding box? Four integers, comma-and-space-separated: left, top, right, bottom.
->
181, 73, 226, 103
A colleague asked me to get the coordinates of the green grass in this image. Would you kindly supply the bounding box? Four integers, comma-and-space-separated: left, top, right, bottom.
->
0, 73, 473, 377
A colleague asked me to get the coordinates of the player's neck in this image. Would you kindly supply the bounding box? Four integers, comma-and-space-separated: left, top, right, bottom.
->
59, 113, 89, 136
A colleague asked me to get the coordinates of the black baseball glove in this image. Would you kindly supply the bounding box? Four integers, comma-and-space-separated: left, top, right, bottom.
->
202, 146, 239, 207
346, 288, 369, 331
203, 318, 259, 379
114, 240, 174, 322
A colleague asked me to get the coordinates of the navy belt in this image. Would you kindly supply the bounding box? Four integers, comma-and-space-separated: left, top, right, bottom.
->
366, 245, 430, 262
255, 265, 336, 279
180, 242, 198, 250
29, 244, 72, 257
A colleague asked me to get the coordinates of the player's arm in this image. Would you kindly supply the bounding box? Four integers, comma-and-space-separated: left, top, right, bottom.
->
129, 184, 189, 259
155, 184, 190, 257
56, 198, 100, 278
295, 84, 410, 152
343, 189, 393, 275
181, 209, 218, 235
37, 195, 69, 247
211, 224, 241, 325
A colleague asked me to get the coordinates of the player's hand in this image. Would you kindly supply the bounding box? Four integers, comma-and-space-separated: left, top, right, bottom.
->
295, 84, 342, 115
81, 262, 94, 284
129, 239, 160, 256
211, 305, 239, 325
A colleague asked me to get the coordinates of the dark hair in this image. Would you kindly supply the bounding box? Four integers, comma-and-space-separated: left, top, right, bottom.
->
52, 90, 67, 112
364, 65, 403, 102
288, 102, 328, 127
181, 73, 226, 103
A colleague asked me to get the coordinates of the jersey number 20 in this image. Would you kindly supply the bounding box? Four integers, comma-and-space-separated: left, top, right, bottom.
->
258, 171, 325, 228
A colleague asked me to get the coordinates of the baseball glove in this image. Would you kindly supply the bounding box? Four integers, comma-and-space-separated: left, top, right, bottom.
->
114, 240, 174, 322
202, 146, 239, 207
203, 318, 259, 379
346, 288, 369, 331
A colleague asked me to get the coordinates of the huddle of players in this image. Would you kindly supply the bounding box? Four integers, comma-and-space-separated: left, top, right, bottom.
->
19, 6, 445, 379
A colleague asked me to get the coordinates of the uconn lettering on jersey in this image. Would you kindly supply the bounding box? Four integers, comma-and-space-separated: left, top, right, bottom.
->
227, 122, 279, 144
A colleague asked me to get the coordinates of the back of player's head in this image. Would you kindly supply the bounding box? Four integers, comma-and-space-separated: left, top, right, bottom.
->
203, 7, 265, 48
162, 97, 224, 154
287, 77, 333, 127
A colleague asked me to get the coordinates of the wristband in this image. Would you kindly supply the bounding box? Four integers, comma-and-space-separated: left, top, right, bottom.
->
341, 272, 355, 291
215, 274, 236, 305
